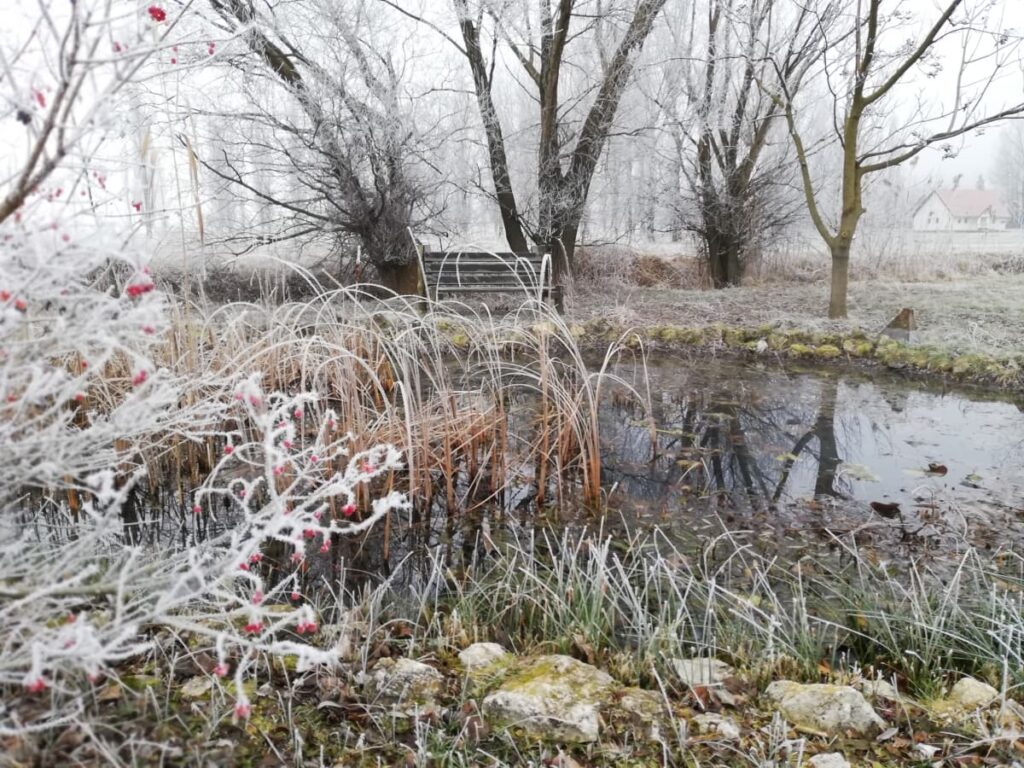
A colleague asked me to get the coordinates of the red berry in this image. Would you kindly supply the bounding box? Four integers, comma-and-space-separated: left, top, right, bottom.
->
342, 503, 356, 517
290, 591, 301, 601
147, 6, 166, 22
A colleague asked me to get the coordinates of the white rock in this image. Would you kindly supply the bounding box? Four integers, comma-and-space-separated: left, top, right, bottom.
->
365, 657, 444, 715
808, 753, 851, 768
482, 655, 615, 743
858, 678, 900, 700
458, 642, 510, 670
179, 676, 213, 699
671, 657, 733, 687
947, 677, 998, 710
765, 681, 885, 735
693, 712, 741, 741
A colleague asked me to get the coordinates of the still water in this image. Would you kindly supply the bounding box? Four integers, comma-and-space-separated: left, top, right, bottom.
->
596, 358, 1024, 555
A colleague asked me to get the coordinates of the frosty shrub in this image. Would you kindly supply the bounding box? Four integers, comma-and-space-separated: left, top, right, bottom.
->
1, 1, 409, 735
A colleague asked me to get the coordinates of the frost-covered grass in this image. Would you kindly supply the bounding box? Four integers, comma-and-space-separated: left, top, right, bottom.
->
8, 522, 1024, 765
574, 272, 1024, 358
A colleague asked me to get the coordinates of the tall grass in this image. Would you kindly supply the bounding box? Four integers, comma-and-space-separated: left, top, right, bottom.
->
147, 285, 646, 524
391, 524, 1024, 697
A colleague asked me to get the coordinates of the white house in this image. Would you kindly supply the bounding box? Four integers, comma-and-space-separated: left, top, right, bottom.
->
912, 188, 1011, 231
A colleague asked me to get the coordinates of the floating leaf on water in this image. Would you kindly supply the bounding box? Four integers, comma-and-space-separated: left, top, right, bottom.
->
961, 472, 984, 489
839, 462, 881, 482
870, 501, 901, 519
926, 463, 948, 476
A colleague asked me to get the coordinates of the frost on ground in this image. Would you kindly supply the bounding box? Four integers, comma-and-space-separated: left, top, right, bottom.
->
573, 273, 1024, 357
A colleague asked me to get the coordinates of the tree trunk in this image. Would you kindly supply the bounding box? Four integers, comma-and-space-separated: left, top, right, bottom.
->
376, 261, 423, 297
828, 240, 851, 318
726, 245, 741, 285
457, 11, 530, 253
705, 228, 743, 288
551, 219, 580, 284
707, 236, 727, 288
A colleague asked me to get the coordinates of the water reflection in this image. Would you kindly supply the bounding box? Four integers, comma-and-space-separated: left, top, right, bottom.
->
599, 358, 1024, 549
24, 357, 1024, 594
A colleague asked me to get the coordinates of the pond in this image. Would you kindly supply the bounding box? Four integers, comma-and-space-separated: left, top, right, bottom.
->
34, 354, 1020, 587
596, 357, 1024, 558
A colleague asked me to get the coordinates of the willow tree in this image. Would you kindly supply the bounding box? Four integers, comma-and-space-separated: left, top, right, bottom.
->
770, 0, 1024, 317
204, 0, 432, 294
660, 0, 835, 287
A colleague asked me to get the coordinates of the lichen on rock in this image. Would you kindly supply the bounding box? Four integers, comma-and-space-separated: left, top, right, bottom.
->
365, 657, 445, 716
765, 680, 885, 735
481, 655, 615, 743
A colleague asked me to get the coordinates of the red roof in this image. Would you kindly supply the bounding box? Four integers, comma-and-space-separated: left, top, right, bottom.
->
933, 189, 1011, 219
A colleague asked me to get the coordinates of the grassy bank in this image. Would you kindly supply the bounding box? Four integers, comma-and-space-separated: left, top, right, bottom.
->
566, 317, 1024, 392
9, 286, 1024, 766
10, 526, 1024, 766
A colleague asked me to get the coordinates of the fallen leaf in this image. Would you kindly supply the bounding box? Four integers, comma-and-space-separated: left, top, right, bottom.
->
870, 501, 901, 519
876, 726, 899, 742
96, 683, 122, 702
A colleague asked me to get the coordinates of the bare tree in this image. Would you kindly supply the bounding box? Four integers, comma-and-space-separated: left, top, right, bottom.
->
659, 0, 830, 287
0, 1, 164, 225
203, 0, 435, 293
993, 121, 1024, 228
769, 0, 1024, 318
386, 0, 668, 280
